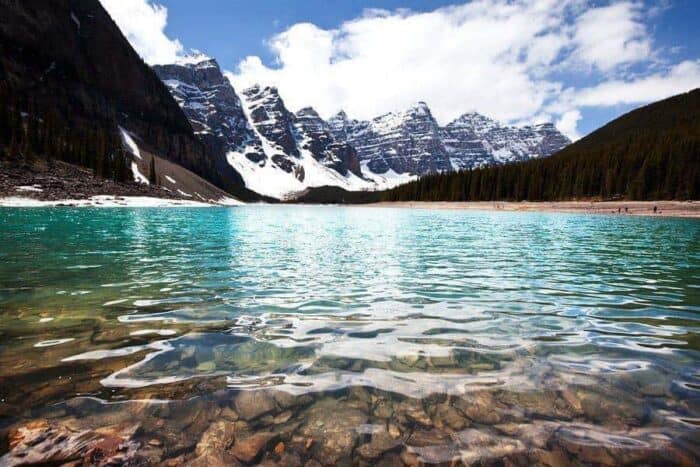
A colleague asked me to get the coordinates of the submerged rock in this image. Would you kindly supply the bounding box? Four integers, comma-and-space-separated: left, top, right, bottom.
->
2, 419, 142, 466
195, 420, 235, 457
298, 398, 368, 465
356, 431, 402, 459
234, 390, 278, 420
231, 431, 277, 463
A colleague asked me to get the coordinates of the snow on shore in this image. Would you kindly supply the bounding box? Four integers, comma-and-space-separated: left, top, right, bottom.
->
0, 195, 243, 208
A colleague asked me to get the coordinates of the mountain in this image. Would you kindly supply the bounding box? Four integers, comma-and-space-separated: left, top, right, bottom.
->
153, 56, 265, 164
0, 0, 254, 202
441, 113, 571, 169
328, 105, 570, 177
154, 58, 374, 199
382, 89, 700, 202
294, 107, 362, 177
328, 102, 453, 175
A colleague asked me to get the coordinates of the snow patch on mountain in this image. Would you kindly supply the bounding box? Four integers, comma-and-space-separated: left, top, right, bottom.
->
226, 86, 375, 199
154, 57, 570, 199
119, 126, 141, 160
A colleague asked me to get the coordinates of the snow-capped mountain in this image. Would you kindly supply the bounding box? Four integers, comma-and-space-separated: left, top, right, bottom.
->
154, 56, 569, 199
153, 57, 265, 161
154, 58, 371, 199
329, 106, 571, 175
441, 113, 571, 169
294, 107, 362, 178
328, 103, 452, 176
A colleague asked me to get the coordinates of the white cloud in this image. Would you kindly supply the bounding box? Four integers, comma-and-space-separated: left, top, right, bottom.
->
573, 60, 700, 107
102, 0, 699, 140
99, 0, 183, 64
229, 0, 579, 125
571, 1, 652, 71
557, 110, 583, 141
227, 0, 693, 140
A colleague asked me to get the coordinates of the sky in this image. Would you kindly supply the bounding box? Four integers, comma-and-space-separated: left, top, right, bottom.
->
99, 0, 700, 140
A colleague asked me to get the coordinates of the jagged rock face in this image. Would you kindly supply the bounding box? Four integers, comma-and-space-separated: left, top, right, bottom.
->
295, 107, 362, 177
329, 103, 453, 175
330, 106, 570, 175
153, 64, 371, 198
153, 58, 262, 157
530, 123, 572, 158
441, 113, 571, 169
242, 85, 300, 159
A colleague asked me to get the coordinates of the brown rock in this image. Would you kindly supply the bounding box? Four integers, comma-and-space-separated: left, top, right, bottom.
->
273, 410, 294, 424
372, 399, 394, 419
407, 429, 450, 447
271, 390, 314, 409
185, 452, 241, 467
356, 432, 402, 459
260, 452, 303, 467
530, 447, 573, 466
4, 420, 141, 466
234, 390, 278, 421
453, 391, 505, 424
195, 420, 235, 457
387, 424, 402, 439
298, 398, 368, 465
397, 399, 432, 427
400, 450, 421, 467
275, 441, 286, 455
231, 432, 277, 463
434, 403, 468, 430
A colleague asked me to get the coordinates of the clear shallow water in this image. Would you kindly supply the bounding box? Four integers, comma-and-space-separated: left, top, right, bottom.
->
0, 206, 699, 465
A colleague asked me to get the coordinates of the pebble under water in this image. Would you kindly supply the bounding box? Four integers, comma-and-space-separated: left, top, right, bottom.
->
0, 205, 699, 466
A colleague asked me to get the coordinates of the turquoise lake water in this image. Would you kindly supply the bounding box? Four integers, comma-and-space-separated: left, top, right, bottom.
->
0, 206, 699, 464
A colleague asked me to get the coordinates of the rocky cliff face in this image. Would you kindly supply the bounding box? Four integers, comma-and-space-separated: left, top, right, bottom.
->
155, 60, 370, 198
329, 106, 571, 176
328, 103, 453, 175
153, 57, 262, 158
441, 113, 571, 169
152, 60, 569, 197
294, 107, 362, 177
0, 0, 252, 198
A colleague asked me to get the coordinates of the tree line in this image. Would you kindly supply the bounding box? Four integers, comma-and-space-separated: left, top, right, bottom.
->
0, 84, 133, 183
382, 90, 699, 202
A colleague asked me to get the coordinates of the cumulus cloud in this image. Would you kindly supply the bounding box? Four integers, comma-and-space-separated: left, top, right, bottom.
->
556, 110, 583, 141
229, 0, 575, 125
100, 0, 183, 64
103, 0, 699, 140
573, 60, 700, 107
571, 2, 652, 71
226, 0, 699, 139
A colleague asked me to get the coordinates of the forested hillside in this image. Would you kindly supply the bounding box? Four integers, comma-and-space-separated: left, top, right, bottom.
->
382, 89, 700, 202
0, 0, 266, 200
0, 85, 132, 183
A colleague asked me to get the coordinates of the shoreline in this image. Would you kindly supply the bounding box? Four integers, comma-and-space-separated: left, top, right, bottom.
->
0, 195, 242, 208
361, 200, 700, 218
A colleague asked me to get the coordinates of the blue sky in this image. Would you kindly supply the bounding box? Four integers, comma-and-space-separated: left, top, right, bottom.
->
101, 0, 700, 139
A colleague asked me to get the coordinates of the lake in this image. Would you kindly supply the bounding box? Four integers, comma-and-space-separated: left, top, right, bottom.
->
1, 206, 699, 465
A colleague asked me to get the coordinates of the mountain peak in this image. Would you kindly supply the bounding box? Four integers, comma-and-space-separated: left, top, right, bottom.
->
296, 106, 320, 118
331, 110, 350, 122
174, 52, 216, 68
410, 101, 431, 113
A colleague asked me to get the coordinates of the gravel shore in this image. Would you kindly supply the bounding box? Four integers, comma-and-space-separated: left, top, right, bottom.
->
364, 201, 700, 218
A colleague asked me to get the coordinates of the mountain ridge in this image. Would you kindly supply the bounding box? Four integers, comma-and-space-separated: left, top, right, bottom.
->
154, 57, 570, 199
382, 88, 700, 202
